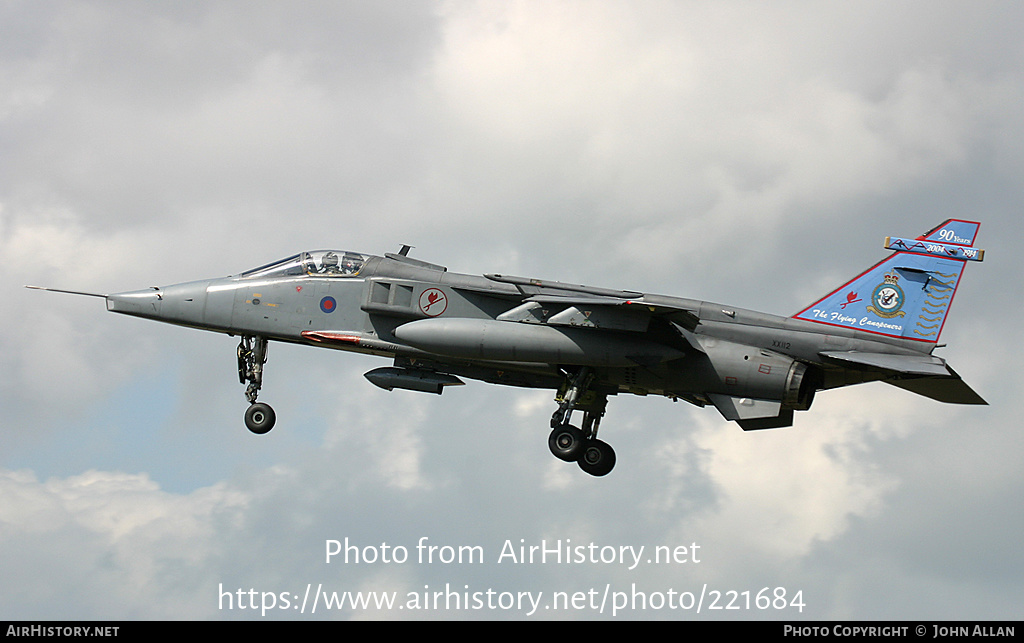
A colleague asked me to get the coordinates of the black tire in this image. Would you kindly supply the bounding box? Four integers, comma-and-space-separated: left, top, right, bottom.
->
548, 424, 585, 462
244, 402, 276, 435
577, 439, 616, 477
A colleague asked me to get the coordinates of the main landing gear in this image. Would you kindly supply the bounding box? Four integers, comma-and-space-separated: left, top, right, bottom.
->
238, 335, 276, 434
548, 367, 616, 477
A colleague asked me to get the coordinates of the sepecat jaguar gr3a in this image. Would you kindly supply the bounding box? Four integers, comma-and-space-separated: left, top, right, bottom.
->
29, 220, 986, 477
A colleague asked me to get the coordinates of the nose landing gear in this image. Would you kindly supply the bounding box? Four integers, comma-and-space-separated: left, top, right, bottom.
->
238, 335, 275, 434
547, 367, 616, 477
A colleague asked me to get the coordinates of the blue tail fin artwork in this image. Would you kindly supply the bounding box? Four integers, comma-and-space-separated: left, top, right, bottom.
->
793, 219, 984, 349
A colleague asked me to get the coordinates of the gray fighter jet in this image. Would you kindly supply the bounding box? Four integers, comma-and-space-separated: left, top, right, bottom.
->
28, 220, 986, 476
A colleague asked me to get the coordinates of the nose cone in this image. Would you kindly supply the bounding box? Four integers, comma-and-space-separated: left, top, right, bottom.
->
106, 281, 211, 326
106, 289, 163, 318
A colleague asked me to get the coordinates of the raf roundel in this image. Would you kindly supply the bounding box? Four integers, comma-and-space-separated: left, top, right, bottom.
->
320, 296, 337, 314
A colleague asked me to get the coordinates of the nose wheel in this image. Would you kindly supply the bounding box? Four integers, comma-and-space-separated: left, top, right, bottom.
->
238, 336, 276, 434
547, 367, 616, 476
244, 402, 276, 434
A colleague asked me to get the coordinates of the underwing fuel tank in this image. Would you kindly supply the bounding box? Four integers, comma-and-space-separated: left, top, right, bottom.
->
393, 318, 684, 366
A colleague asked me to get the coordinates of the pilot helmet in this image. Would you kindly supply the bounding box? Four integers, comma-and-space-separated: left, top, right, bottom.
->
341, 253, 362, 273
322, 252, 339, 270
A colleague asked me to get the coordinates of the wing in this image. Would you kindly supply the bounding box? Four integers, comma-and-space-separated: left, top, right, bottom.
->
498, 294, 700, 332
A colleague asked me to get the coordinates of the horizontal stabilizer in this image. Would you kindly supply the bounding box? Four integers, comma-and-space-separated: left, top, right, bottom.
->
819, 350, 951, 376
820, 351, 986, 404
884, 372, 987, 405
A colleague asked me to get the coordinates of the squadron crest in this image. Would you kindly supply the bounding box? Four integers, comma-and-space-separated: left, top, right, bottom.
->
867, 273, 906, 318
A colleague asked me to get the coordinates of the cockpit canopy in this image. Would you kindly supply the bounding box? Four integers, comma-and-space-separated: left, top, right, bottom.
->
240, 250, 371, 279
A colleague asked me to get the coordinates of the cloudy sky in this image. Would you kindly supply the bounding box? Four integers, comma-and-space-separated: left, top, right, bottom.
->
1, 1, 1021, 620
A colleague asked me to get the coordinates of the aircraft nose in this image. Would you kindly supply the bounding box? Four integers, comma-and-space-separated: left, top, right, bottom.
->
106, 289, 163, 318
106, 281, 210, 325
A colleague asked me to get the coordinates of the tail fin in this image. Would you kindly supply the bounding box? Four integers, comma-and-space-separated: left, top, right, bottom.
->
792, 219, 984, 348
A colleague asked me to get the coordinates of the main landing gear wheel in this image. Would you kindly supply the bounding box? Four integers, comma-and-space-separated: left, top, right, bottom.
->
577, 439, 616, 477
548, 424, 585, 462
547, 366, 617, 476
245, 402, 276, 434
